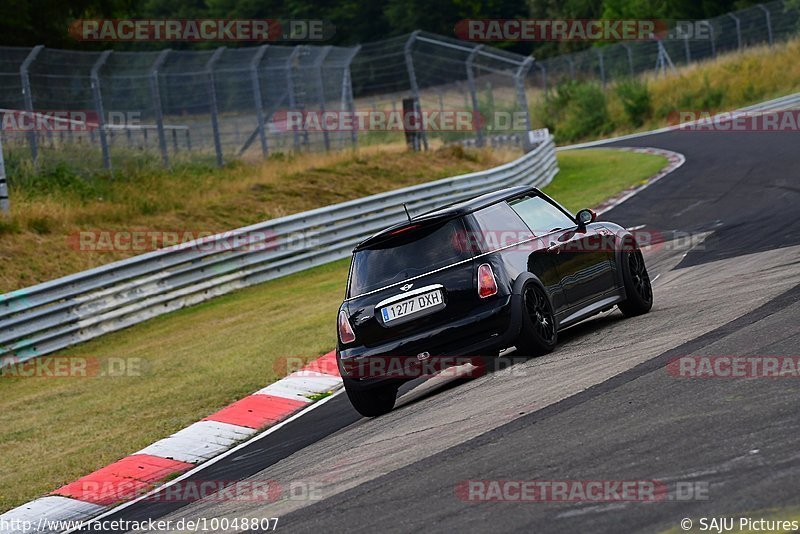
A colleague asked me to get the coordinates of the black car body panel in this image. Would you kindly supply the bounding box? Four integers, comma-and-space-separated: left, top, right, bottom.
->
337, 186, 640, 389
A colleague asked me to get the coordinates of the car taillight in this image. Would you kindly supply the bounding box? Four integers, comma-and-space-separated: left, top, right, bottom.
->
338, 310, 356, 344
477, 263, 498, 298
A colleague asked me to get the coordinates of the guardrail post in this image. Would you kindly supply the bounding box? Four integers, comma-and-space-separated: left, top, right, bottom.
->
757, 4, 773, 46
90, 50, 113, 171
20, 45, 44, 165
466, 45, 484, 147
250, 45, 270, 158
206, 47, 226, 167
728, 13, 742, 50
404, 31, 428, 151
596, 48, 606, 88
514, 56, 534, 152
0, 132, 8, 214
149, 49, 170, 167
286, 47, 301, 150
341, 45, 360, 150
313, 46, 333, 152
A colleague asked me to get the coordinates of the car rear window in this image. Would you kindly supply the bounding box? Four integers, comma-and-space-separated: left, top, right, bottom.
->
349, 218, 470, 296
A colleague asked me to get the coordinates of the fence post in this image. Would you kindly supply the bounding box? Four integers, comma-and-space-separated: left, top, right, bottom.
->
757, 4, 773, 46
537, 63, 548, 94
314, 46, 333, 152
683, 34, 691, 63
466, 45, 484, 147
0, 132, 8, 215
250, 45, 270, 158
149, 49, 171, 167
621, 44, 634, 77
205, 47, 226, 167
596, 48, 606, 88
20, 45, 44, 165
90, 50, 113, 170
404, 31, 428, 151
341, 45, 360, 150
514, 57, 534, 151
567, 56, 576, 80
728, 13, 742, 50
655, 41, 677, 77
286, 47, 301, 150
709, 23, 717, 57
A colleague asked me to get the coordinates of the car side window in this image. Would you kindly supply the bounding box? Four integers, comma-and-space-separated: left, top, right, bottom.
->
508, 195, 575, 236
469, 202, 533, 252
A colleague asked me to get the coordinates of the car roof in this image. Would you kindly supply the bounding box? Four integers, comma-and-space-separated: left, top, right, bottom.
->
354, 185, 537, 251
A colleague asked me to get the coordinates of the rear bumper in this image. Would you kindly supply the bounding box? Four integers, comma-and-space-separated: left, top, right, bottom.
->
337, 293, 522, 388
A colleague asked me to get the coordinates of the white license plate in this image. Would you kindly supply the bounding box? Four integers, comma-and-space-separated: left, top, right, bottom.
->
380, 290, 444, 324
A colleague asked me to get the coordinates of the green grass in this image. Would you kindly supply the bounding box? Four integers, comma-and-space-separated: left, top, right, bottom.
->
545, 149, 667, 212
0, 148, 666, 513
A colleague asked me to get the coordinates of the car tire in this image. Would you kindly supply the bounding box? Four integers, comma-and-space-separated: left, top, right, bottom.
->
515, 283, 557, 356
343, 378, 397, 417
618, 249, 653, 317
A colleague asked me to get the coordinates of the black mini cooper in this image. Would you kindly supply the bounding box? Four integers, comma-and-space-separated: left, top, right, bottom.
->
337, 186, 653, 416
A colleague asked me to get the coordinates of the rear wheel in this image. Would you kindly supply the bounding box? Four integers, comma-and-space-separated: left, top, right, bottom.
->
515, 283, 557, 356
343, 378, 398, 417
618, 249, 653, 317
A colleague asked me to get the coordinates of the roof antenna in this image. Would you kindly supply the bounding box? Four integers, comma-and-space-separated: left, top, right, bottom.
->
403, 203, 412, 222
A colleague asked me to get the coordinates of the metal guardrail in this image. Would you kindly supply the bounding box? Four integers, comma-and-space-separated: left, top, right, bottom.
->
0, 135, 558, 366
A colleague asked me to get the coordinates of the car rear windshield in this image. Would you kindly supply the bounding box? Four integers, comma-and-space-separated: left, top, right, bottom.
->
349, 218, 470, 297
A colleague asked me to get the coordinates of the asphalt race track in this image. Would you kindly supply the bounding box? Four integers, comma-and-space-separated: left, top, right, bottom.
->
87, 129, 800, 533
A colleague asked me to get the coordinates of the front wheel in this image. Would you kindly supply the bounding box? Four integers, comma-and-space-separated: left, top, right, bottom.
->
343, 378, 398, 417
618, 249, 653, 317
515, 283, 557, 357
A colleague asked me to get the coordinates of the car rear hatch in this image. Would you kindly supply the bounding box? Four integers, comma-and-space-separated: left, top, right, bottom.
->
344, 217, 479, 350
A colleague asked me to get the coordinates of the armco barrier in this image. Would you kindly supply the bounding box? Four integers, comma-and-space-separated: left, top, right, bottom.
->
0, 135, 558, 367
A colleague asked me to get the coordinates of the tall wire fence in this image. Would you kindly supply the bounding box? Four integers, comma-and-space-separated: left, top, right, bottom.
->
0, 0, 797, 210
533, 0, 799, 90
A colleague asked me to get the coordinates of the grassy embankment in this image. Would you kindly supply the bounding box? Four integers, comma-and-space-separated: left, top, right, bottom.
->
530, 37, 800, 143
0, 144, 517, 292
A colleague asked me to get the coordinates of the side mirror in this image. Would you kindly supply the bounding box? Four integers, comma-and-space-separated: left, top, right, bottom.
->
576, 209, 596, 227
